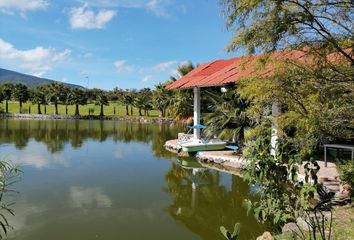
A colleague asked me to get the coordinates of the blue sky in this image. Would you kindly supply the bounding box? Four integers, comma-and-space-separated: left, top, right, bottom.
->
0, 0, 235, 90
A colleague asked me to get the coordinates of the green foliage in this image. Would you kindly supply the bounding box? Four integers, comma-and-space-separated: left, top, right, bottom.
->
220, 223, 241, 240
243, 135, 318, 227
338, 160, 354, 198
204, 86, 252, 144
0, 160, 21, 239
153, 83, 173, 117
221, 0, 353, 65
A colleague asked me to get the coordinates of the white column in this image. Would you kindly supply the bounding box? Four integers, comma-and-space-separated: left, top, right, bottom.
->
193, 87, 201, 139
271, 102, 281, 157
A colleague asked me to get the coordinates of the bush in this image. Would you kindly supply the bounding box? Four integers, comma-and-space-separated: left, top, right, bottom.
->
338, 160, 354, 198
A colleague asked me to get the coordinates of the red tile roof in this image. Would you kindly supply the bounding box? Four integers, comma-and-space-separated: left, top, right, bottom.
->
166, 49, 348, 90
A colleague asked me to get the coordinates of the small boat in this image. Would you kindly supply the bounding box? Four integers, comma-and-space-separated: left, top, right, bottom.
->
180, 138, 227, 152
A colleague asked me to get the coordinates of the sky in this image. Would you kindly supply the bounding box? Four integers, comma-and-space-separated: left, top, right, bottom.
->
0, 0, 235, 90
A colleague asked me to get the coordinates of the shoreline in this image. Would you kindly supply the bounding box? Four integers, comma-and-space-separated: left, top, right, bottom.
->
0, 113, 174, 124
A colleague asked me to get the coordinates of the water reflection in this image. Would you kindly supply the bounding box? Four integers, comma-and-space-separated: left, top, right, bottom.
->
69, 186, 112, 208
165, 158, 264, 240
0, 119, 179, 157
0, 119, 265, 240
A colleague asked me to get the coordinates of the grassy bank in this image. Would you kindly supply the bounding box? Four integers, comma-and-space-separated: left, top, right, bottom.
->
276, 205, 354, 240
0, 101, 160, 118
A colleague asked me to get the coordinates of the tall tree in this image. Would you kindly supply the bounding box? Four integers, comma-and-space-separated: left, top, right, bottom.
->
0, 83, 13, 113
46, 82, 67, 115
168, 62, 195, 120
13, 83, 29, 114
153, 83, 172, 117
95, 91, 109, 117
221, 0, 353, 64
68, 88, 87, 116
31, 87, 46, 114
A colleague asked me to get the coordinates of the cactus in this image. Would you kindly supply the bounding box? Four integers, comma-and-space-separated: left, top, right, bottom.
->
220, 223, 240, 240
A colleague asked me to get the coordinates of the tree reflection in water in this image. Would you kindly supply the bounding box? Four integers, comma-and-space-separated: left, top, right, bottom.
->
0, 119, 180, 157
164, 157, 265, 240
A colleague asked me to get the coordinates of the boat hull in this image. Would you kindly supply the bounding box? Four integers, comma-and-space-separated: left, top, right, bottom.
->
181, 143, 226, 152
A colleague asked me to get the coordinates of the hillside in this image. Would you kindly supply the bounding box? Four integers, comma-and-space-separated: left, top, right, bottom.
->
0, 68, 83, 89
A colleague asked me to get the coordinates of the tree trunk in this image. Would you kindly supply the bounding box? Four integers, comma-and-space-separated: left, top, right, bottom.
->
100, 104, 104, 117
37, 103, 41, 114
147, 111, 149, 117
54, 102, 58, 115
130, 106, 133, 115
139, 108, 142, 116
19, 101, 23, 114
159, 109, 163, 118
28, 105, 31, 114
5, 100, 8, 113
126, 105, 129, 116
44, 105, 47, 114
113, 107, 116, 115
66, 104, 68, 115
75, 104, 80, 116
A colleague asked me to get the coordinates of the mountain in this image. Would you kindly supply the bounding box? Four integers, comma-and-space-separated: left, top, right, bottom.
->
0, 68, 83, 89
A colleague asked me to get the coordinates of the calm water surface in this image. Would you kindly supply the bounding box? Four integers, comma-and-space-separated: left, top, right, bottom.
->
0, 119, 265, 240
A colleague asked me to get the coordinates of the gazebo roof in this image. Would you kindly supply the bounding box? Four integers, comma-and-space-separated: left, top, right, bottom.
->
165, 49, 315, 90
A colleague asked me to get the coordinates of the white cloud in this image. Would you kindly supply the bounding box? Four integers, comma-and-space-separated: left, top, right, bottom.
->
0, 0, 48, 15
142, 75, 153, 82
75, 0, 173, 18
69, 3, 116, 29
114, 60, 135, 73
152, 60, 177, 72
146, 0, 170, 17
69, 186, 112, 208
0, 38, 71, 77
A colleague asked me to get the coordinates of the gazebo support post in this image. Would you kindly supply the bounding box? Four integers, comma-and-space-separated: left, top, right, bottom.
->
193, 87, 201, 139
271, 102, 281, 157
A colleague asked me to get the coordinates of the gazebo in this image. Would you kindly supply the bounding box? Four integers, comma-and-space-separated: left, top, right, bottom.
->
165, 50, 308, 151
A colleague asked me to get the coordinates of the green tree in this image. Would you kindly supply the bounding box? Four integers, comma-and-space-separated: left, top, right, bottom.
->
168, 62, 195, 120
95, 91, 109, 117
31, 87, 46, 114
46, 82, 67, 115
135, 88, 151, 116
153, 83, 172, 117
13, 83, 29, 114
204, 86, 252, 144
120, 92, 133, 116
221, 0, 353, 64
68, 88, 87, 116
0, 83, 13, 113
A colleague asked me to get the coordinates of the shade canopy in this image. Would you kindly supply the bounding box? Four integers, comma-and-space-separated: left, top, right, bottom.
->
166, 49, 348, 90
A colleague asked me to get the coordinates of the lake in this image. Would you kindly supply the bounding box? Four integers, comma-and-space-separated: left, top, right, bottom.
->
0, 119, 265, 240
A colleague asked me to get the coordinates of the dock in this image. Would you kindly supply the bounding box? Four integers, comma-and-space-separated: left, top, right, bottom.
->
164, 138, 349, 200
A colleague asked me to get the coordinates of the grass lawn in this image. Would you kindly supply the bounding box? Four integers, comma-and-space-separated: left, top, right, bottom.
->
0, 101, 160, 118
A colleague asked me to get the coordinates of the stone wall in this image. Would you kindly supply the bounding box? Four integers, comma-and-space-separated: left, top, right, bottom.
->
0, 113, 174, 124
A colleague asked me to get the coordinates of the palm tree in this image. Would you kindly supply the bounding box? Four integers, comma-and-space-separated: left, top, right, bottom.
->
1, 83, 13, 113
36, 84, 50, 114
47, 82, 66, 115
13, 83, 29, 113
95, 91, 109, 117
167, 62, 195, 120
120, 92, 133, 116
204, 86, 252, 144
31, 87, 46, 114
153, 83, 172, 117
68, 88, 87, 116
